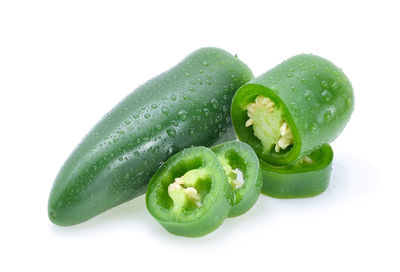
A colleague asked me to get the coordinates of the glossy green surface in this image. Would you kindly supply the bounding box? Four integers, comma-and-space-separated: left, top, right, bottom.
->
232, 54, 353, 165
212, 141, 262, 217
146, 147, 233, 237
48, 47, 253, 226
261, 144, 333, 198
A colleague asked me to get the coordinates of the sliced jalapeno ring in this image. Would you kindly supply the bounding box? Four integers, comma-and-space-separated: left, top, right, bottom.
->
261, 144, 333, 198
212, 141, 262, 217
146, 146, 233, 237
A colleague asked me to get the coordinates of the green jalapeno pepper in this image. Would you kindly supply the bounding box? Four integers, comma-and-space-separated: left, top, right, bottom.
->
146, 146, 233, 237
231, 54, 353, 166
261, 144, 333, 198
211, 141, 262, 217
48, 47, 253, 226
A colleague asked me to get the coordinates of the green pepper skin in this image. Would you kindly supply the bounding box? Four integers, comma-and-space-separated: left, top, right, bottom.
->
48, 48, 253, 226
212, 141, 262, 217
146, 147, 233, 237
261, 144, 333, 198
231, 54, 353, 165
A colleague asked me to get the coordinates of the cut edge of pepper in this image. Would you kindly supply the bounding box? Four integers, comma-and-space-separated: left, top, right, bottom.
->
231, 83, 302, 166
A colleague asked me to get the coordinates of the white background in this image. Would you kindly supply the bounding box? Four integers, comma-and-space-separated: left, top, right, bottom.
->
1, 0, 399, 271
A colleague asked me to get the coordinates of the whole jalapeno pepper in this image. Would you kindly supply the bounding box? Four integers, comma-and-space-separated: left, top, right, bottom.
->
211, 141, 262, 217
231, 54, 353, 166
146, 146, 233, 237
48, 47, 252, 226
261, 144, 333, 198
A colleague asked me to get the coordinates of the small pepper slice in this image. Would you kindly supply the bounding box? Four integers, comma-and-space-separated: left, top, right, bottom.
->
231, 54, 353, 166
261, 144, 333, 198
212, 141, 262, 217
146, 146, 233, 237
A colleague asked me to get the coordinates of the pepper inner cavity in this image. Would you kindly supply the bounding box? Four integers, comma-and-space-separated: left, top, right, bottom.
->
246, 95, 294, 153
168, 169, 207, 212
218, 157, 244, 191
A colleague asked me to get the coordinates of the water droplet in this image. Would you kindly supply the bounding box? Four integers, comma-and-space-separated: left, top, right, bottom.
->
287, 73, 293, 78
167, 146, 174, 155
171, 95, 177, 101
301, 78, 308, 84
202, 61, 209, 66
134, 151, 140, 157
197, 78, 203, 85
144, 113, 151, 119
166, 128, 176, 138
124, 120, 131, 125
199, 69, 204, 74
133, 113, 139, 119
289, 68, 295, 72
156, 124, 162, 130
177, 110, 188, 121
321, 80, 329, 88
183, 94, 190, 100
231, 75, 240, 82
118, 157, 124, 162
346, 97, 353, 106
291, 87, 297, 92
185, 72, 191, 77
324, 109, 333, 121
321, 90, 332, 102
161, 107, 170, 116
171, 119, 179, 126
203, 108, 210, 116
211, 98, 219, 109
189, 87, 196, 92
205, 80, 211, 85
311, 123, 319, 133
305, 90, 312, 101
151, 104, 158, 109
331, 82, 340, 90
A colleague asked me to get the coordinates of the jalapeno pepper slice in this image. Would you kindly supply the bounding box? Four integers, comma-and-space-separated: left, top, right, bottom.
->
231, 54, 353, 165
212, 141, 262, 217
261, 144, 333, 198
145, 146, 233, 237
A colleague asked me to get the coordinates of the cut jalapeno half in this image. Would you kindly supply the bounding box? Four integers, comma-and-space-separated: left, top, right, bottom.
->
231, 54, 353, 166
212, 141, 262, 217
146, 146, 233, 237
261, 144, 333, 198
